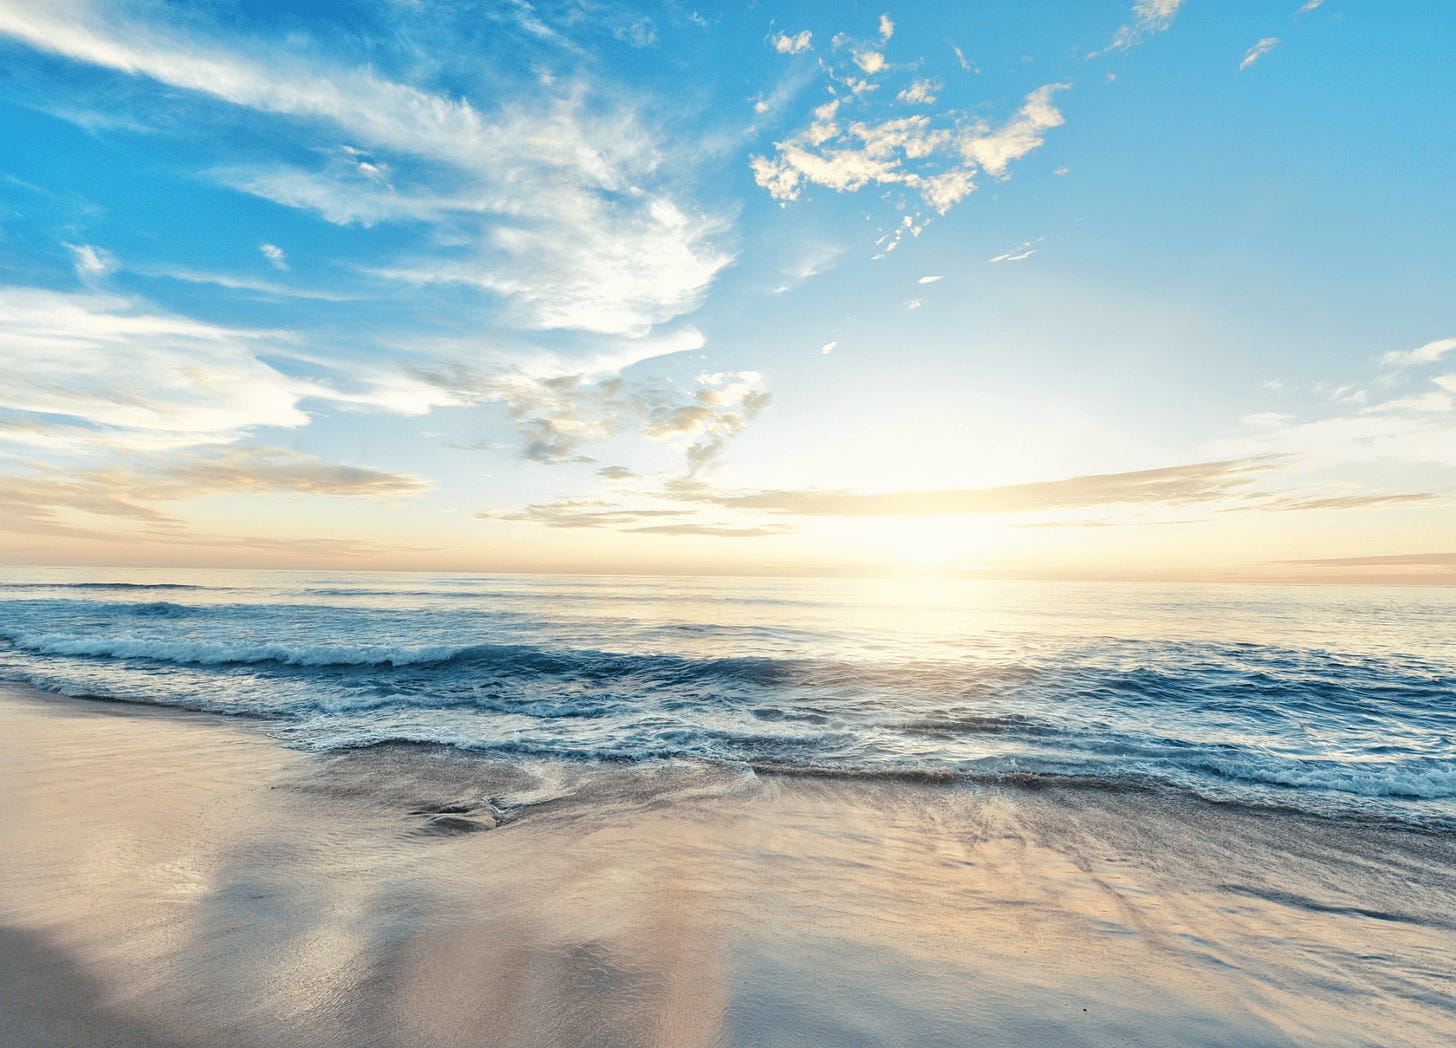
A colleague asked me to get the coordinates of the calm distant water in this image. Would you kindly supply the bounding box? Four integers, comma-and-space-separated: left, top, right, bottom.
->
2, 567, 1453, 823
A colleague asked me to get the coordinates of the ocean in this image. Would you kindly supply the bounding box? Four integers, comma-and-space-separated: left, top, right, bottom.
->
2, 567, 1453, 826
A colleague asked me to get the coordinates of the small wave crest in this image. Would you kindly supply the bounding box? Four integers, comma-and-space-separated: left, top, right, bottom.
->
7, 582, 213, 591
0, 631, 485, 668
123, 601, 199, 618
1193, 754, 1456, 801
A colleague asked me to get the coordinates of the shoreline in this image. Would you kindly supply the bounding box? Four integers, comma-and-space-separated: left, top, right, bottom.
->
14, 677, 1453, 833
3, 682, 1454, 1046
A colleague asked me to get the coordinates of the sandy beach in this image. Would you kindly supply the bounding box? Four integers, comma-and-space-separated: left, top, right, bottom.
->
1, 682, 1452, 1047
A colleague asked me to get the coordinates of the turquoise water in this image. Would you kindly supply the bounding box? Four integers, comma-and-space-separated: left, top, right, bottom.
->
2, 568, 1453, 823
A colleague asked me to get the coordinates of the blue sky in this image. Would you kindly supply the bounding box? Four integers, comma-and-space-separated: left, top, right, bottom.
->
1, 0, 1453, 581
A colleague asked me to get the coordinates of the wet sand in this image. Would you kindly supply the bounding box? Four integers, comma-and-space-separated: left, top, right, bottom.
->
2, 682, 1453, 1047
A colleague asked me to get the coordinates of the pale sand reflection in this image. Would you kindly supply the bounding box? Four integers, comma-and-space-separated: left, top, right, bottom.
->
1, 684, 1453, 1047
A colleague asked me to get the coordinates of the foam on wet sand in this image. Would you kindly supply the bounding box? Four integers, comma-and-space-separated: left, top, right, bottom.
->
2, 682, 1453, 1047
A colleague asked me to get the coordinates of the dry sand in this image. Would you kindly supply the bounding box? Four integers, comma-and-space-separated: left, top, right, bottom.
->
2, 682, 1453, 1047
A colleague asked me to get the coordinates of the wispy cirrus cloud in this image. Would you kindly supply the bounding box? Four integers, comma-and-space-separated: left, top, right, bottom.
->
481, 500, 692, 529
1240, 38, 1279, 71
65, 242, 117, 283
989, 236, 1043, 263
486, 453, 1430, 544
1276, 551, 1456, 568
0, 1, 732, 340
137, 445, 428, 499
0, 287, 305, 445
259, 243, 287, 270
628, 522, 794, 538
139, 267, 356, 302
1248, 492, 1438, 512
0, 2, 770, 472
0, 286, 454, 457
673, 458, 1278, 518
0, 446, 426, 541
1380, 337, 1456, 369
1212, 341, 1456, 470
479, 500, 793, 539
1099, 0, 1186, 54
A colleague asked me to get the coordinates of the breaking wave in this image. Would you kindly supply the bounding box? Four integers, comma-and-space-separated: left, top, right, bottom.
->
2, 570, 1454, 823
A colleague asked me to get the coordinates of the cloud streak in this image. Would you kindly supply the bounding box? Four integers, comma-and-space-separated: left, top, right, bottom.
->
1274, 551, 1456, 568
1240, 38, 1279, 71
1380, 337, 1456, 369
0, 287, 305, 445
1101, 0, 1186, 54
0, 2, 732, 340
677, 459, 1278, 518
0, 447, 426, 542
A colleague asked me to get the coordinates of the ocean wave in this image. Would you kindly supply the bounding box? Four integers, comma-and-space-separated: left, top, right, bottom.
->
1192, 754, 1456, 800
4, 572, 1455, 827
5, 582, 213, 591
0, 631, 486, 668
0, 631, 824, 685
123, 601, 200, 618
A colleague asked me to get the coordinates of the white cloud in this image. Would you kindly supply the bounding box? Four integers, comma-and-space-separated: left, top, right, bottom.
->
772, 243, 849, 294
676, 458, 1278, 518
820, 340, 838, 355
896, 79, 939, 105
0, 287, 306, 445
878, 14, 894, 42
0, 287, 474, 457
750, 83, 1067, 216
906, 298, 923, 310
0, 3, 732, 341
1209, 364, 1456, 471
395, 350, 769, 471
259, 243, 288, 270
959, 85, 1067, 178
0, 447, 427, 543
1241, 412, 1295, 427
1380, 337, 1456, 369
989, 236, 1044, 264
373, 192, 731, 338
1101, 0, 1186, 53
642, 371, 770, 474
952, 45, 977, 73
772, 30, 813, 54
124, 445, 428, 499
66, 242, 117, 282
1297, 0, 1325, 13
142, 267, 354, 302
917, 275, 943, 284
854, 50, 886, 75
1240, 38, 1279, 71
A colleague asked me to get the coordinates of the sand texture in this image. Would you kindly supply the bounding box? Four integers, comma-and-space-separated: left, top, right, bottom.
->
2, 684, 1453, 1047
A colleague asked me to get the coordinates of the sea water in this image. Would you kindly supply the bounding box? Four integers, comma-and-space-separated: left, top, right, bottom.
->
1, 567, 1452, 824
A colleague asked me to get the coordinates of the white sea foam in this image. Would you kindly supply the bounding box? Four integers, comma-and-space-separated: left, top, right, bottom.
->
0, 630, 476, 668
3, 569, 1455, 823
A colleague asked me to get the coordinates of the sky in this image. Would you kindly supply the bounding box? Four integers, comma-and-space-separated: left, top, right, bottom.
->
1, 0, 1453, 583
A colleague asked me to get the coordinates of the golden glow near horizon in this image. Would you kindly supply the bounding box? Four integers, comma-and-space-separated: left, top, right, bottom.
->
0, 2, 1453, 584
